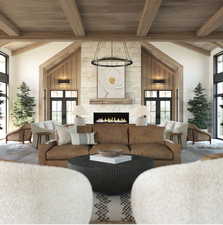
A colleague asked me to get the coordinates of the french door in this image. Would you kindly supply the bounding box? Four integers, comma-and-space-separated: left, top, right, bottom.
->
144, 90, 172, 125
50, 90, 78, 124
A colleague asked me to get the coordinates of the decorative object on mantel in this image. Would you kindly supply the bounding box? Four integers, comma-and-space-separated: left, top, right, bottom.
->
135, 105, 148, 126
90, 98, 132, 104
73, 105, 87, 126
91, 41, 133, 67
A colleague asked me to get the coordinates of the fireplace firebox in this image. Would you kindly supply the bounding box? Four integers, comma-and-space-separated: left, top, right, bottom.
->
94, 112, 129, 124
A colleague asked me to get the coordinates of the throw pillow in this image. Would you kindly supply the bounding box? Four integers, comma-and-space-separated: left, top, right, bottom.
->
173, 122, 188, 133
71, 132, 96, 145
56, 125, 77, 146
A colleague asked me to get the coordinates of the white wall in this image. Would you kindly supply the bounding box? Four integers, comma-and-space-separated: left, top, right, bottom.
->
10, 42, 72, 128
10, 41, 211, 127
152, 42, 210, 122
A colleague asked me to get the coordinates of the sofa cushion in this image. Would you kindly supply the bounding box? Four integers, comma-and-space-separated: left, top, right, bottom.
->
90, 144, 130, 154
130, 143, 173, 160
93, 125, 128, 144
129, 125, 164, 144
46, 144, 89, 160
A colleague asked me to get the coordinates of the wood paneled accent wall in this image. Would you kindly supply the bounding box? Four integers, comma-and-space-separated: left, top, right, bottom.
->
142, 48, 175, 91
141, 47, 179, 120
46, 48, 81, 91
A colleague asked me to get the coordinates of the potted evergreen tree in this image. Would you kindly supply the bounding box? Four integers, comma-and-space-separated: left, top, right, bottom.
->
11, 82, 36, 127
187, 83, 210, 130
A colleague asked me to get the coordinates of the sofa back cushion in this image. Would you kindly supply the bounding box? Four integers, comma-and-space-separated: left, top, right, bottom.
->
93, 125, 128, 144
129, 125, 164, 144
77, 125, 93, 133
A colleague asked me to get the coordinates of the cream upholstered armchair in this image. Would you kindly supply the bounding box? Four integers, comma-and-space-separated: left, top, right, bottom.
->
0, 161, 93, 224
131, 158, 223, 224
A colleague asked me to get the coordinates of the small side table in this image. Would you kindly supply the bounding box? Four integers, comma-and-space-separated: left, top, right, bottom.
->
170, 133, 182, 144
36, 131, 51, 149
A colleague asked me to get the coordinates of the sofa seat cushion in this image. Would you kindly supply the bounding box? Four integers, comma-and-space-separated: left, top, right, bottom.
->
130, 143, 173, 160
46, 144, 89, 160
90, 144, 130, 154
93, 125, 129, 144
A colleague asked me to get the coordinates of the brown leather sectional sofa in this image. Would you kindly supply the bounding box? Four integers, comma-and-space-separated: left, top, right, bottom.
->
39, 124, 181, 168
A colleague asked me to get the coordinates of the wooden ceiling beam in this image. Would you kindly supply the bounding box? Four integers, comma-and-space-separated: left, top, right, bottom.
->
197, 6, 223, 37
212, 41, 223, 48
0, 41, 12, 48
172, 42, 210, 56
59, 0, 85, 37
137, 0, 162, 36
1, 31, 223, 42
0, 13, 20, 36
12, 42, 49, 56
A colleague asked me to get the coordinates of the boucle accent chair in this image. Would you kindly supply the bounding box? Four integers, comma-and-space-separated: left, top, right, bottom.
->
0, 161, 93, 224
131, 158, 223, 224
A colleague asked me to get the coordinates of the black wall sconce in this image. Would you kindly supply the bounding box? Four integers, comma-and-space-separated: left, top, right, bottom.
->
57, 79, 71, 84
152, 79, 166, 84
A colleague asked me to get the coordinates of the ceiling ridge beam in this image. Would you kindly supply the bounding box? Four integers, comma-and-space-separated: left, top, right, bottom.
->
59, 0, 85, 37
0, 13, 20, 36
12, 42, 49, 56
172, 42, 210, 56
197, 6, 223, 37
2, 31, 223, 42
137, 0, 162, 36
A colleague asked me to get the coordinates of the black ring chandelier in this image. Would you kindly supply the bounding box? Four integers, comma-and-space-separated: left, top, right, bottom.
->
91, 41, 133, 67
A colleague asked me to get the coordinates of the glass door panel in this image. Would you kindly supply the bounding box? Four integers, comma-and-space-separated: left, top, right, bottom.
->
160, 101, 171, 124
66, 100, 76, 124
146, 100, 156, 124
51, 100, 62, 124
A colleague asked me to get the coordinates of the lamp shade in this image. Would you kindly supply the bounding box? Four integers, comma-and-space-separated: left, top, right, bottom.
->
73, 106, 87, 117
135, 105, 148, 117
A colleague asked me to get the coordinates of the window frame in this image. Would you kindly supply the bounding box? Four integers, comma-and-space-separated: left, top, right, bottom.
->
50, 90, 78, 124
144, 90, 172, 124
0, 51, 9, 138
214, 51, 223, 139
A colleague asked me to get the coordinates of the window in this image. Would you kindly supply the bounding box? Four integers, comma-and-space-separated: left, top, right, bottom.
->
144, 90, 172, 125
0, 52, 8, 139
214, 52, 223, 139
50, 90, 78, 124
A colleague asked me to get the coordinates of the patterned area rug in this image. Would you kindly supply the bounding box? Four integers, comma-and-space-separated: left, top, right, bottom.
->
91, 192, 135, 223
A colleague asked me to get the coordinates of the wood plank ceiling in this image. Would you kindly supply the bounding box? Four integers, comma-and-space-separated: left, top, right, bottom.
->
0, 0, 223, 55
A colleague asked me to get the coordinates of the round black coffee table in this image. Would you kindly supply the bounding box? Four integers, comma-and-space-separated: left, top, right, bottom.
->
68, 154, 154, 195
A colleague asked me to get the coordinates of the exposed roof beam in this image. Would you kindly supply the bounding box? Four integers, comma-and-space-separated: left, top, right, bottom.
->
0, 41, 12, 48
212, 41, 223, 48
12, 42, 49, 56
197, 6, 223, 37
137, 0, 162, 36
172, 42, 210, 56
59, 0, 85, 37
2, 31, 223, 42
0, 13, 20, 36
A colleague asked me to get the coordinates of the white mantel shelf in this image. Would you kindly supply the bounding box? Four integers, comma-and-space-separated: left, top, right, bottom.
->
89, 98, 133, 104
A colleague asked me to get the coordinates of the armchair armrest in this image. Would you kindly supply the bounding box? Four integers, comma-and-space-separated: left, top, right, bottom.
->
164, 139, 181, 162
38, 142, 57, 165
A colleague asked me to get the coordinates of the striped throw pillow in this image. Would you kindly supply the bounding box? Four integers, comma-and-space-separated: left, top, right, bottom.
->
71, 132, 96, 145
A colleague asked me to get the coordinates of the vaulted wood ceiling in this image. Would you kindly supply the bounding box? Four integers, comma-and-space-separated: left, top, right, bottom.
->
0, 0, 223, 55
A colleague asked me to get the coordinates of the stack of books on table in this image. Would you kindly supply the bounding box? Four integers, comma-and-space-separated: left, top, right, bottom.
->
90, 154, 132, 164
